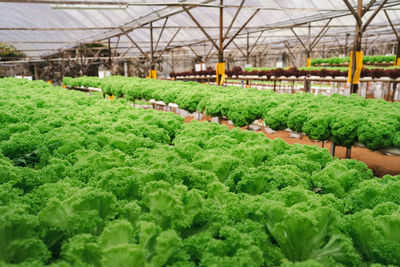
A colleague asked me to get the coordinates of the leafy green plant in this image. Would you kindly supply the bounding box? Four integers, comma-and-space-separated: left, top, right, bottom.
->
63, 76, 400, 150
1, 77, 400, 266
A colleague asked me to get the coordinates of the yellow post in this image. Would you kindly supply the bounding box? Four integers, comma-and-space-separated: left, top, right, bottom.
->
395, 57, 400, 67
347, 51, 363, 85
109, 95, 114, 101
306, 58, 311, 67
148, 70, 157, 79
216, 62, 226, 86
395, 42, 400, 66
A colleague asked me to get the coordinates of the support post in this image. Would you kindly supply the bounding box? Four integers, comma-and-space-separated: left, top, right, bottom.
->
108, 38, 112, 70
245, 32, 250, 88
307, 22, 311, 67
246, 32, 250, 64
345, 0, 388, 94
304, 76, 310, 92
345, 147, 352, 159
149, 22, 156, 79
216, 0, 225, 86
330, 142, 336, 156
34, 64, 39, 80
344, 33, 350, 55
61, 52, 65, 82
80, 44, 84, 76
124, 61, 128, 77
392, 81, 398, 102
349, 0, 363, 94
171, 49, 174, 73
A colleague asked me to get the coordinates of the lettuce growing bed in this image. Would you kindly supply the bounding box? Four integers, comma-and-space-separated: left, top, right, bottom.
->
64, 76, 400, 152
2, 77, 400, 266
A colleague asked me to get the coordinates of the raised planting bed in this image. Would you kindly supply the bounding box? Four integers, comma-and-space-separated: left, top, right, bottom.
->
4, 77, 400, 267
63, 76, 400, 153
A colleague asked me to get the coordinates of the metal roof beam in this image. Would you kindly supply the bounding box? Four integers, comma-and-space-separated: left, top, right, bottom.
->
182, 6, 219, 51
120, 27, 150, 61
223, 0, 244, 41
384, 9, 400, 41
223, 8, 260, 50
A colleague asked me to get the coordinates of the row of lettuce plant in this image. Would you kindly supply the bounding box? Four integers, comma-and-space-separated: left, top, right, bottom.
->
170, 66, 400, 79
311, 55, 397, 66
1, 77, 400, 266
63, 76, 400, 151
245, 66, 400, 72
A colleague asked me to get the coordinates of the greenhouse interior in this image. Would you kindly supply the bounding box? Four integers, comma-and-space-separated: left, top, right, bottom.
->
1, 0, 400, 266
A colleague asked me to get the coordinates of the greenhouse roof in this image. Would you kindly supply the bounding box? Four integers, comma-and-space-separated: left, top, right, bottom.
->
1, 0, 400, 59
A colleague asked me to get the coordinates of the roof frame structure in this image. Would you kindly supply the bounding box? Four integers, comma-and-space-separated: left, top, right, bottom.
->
1, 0, 400, 64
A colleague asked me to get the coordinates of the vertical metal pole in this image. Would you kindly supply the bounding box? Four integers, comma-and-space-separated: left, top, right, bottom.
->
396, 41, 400, 65
307, 22, 311, 67
80, 44, 84, 76
291, 80, 295, 94
304, 24, 311, 91
48, 61, 52, 82
203, 42, 206, 63
108, 38, 112, 69
217, 0, 224, 86
386, 82, 391, 101
330, 142, 336, 156
219, 0, 223, 63
150, 21, 154, 70
61, 52, 65, 82
350, 0, 363, 94
345, 147, 352, 159
246, 32, 250, 64
34, 64, 38, 80
124, 61, 128, 77
345, 33, 350, 55
393, 42, 400, 100
171, 49, 174, 73
245, 32, 250, 87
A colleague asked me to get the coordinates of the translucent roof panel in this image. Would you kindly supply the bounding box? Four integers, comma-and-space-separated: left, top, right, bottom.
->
0, 0, 400, 58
